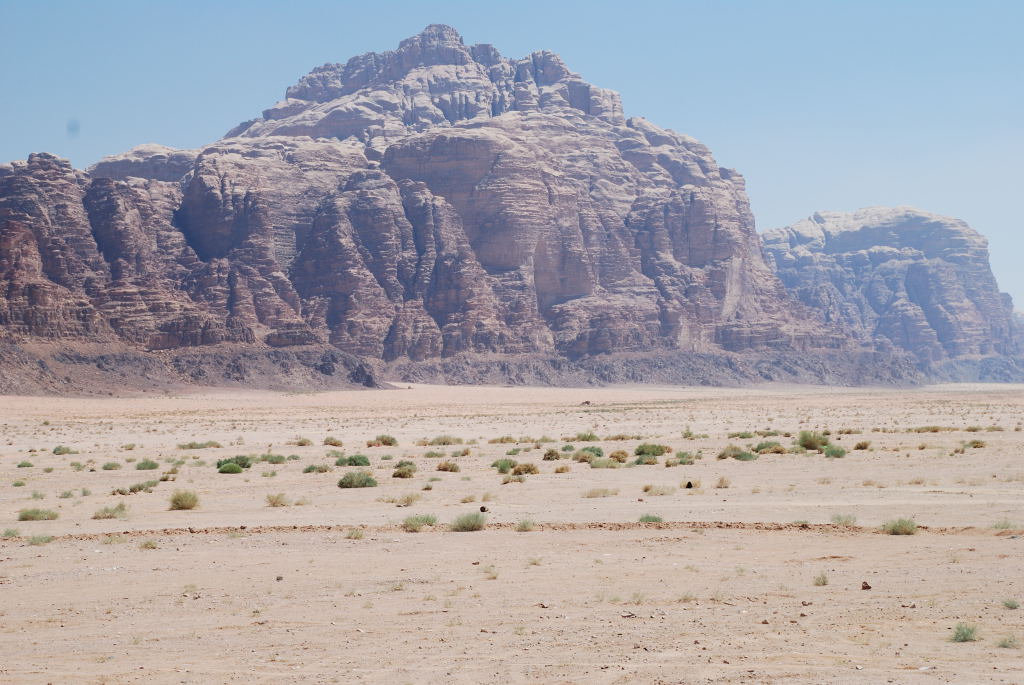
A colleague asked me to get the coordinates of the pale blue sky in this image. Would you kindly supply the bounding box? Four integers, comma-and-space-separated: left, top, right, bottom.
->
2, 0, 1021, 305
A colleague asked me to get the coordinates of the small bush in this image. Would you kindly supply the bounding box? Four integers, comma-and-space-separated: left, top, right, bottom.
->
633, 454, 659, 465
436, 460, 460, 472
345, 528, 365, 539
853, 440, 871, 450
542, 449, 561, 460
402, 514, 438, 532
639, 514, 663, 523
216, 456, 252, 470
337, 454, 370, 467
642, 484, 674, 496
17, 508, 58, 521
813, 571, 829, 586
1, 529, 19, 539
367, 434, 397, 447
428, 435, 462, 446
573, 431, 600, 442
93, 501, 129, 519
997, 636, 1019, 649
502, 474, 526, 484
579, 446, 604, 458
266, 493, 290, 507
11, 481, 25, 487
53, 445, 76, 455
798, 431, 829, 452
560, 444, 575, 452
27, 535, 53, 546
754, 441, 786, 454
16, 461, 33, 468
169, 490, 199, 510
554, 464, 570, 473
609, 450, 629, 463
965, 439, 986, 449
491, 458, 517, 474
136, 459, 159, 470
450, 512, 486, 532
634, 443, 670, 457
293, 437, 312, 446
882, 518, 917, 535
583, 488, 617, 498
392, 466, 415, 478
589, 458, 621, 469
178, 441, 221, 450
323, 436, 343, 447
675, 451, 696, 465
714, 476, 731, 489
303, 464, 332, 473
488, 435, 516, 444
728, 431, 755, 439
261, 453, 286, 464
338, 471, 377, 488
823, 445, 847, 459
572, 450, 594, 463
423, 450, 445, 458
1002, 599, 1019, 610
512, 463, 538, 475
516, 519, 536, 532
831, 513, 857, 526
218, 462, 244, 474
101, 461, 122, 470
951, 623, 978, 642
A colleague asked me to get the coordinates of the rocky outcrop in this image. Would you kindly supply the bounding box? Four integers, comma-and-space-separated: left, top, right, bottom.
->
0, 26, 1015, 391
763, 207, 1019, 364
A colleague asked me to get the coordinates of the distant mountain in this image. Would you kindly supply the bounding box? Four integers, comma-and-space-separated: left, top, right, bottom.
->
0, 26, 1016, 391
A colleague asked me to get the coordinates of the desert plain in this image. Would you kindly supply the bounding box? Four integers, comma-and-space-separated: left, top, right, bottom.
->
0, 382, 1022, 684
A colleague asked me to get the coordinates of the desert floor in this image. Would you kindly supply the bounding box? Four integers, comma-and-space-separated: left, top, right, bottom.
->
0, 383, 1022, 684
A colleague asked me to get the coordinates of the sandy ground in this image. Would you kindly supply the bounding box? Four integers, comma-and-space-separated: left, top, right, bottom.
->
0, 383, 1022, 683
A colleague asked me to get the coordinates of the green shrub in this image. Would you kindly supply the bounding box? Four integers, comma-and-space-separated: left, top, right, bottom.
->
505, 447, 522, 456
367, 434, 397, 447
754, 441, 786, 454
323, 436, 343, 446
136, 459, 159, 470
634, 443, 670, 457
16, 461, 33, 468
402, 514, 438, 532
303, 464, 332, 473
732, 451, 757, 461
338, 471, 377, 488
336, 454, 370, 467
169, 490, 199, 510
11, 480, 25, 487
951, 623, 978, 642
728, 431, 755, 439
572, 450, 595, 463
589, 458, 621, 469
17, 508, 58, 521
260, 453, 286, 464
218, 462, 243, 474
392, 465, 416, 478
882, 518, 917, 535
1, 528, 19, 538
53, 445, 76, 455
580, 446, 604, 458
633, 455, 658, 465
639, 514, 663, 523
450, 512, 486, 532
831, 513, 857, 526
573, 431, 600, 442
560, 444, 575, 452
516, 519, 536, 532
216, 455, 252, 470
823, 444, 847, 459
428, 435, 462, 446
423, 450, 444, 458
436, 461, 460, 472
491, 458, 517, 474
798, 431, 829, 452
1003, 599, 1020, 610
92, 502, 128, 520
27, 535, 53, 546
675, 451, 696, 465
178, 441, 221, 450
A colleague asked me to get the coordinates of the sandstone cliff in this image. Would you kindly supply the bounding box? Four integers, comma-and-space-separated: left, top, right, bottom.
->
763, 207, 1019, 365
0, 25, 1013, 391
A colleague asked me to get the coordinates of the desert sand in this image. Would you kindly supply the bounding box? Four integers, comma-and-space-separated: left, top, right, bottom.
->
1, 383, 1022, 683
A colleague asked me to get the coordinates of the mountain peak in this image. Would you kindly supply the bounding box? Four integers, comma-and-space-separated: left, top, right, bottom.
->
400, 24, 465, 49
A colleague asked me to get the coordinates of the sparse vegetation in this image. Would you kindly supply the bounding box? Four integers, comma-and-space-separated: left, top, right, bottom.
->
27, 535, 54, 546
92, 502, 128, 520
323, 436, 343, 447
345, 528, 365, 540
266, 493, 290, 507
367, 434, 397, 447
136, 458, 159, 470
634, 443, 670, 457
639, 514, 663, 523
583, 488, 618, 498
853, 440, 871, 450
450, 512, 486, 532
813, 571, 829, 586
823, 444, 847, 459
1003, 599, 1020, 610
714, 476, 731, 489
169, 490, 199, 510
303, 464, 332, 473
338, 471, 377, 488
16, 461, 33, 468
436, 461, 460, 472
882, 518, 917, 535
798, 431, 829, 452
218, 462, 244, 474
178, 441, 221, 450
402, 514, 438, 532
18, 508, 58, 521
516, 519, 536, 532
951, 623, 978, 642
512, 462, 538, 475
831, 513, 857, 526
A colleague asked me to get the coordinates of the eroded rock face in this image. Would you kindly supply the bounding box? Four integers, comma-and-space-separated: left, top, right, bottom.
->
0, 26, 1014, 389
763, 207, 1019, 363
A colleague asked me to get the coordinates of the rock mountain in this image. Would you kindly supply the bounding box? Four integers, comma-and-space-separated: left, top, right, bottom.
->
0, 25, 1018, 391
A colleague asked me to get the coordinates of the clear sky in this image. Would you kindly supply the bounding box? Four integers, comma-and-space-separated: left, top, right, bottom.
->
2, 0, 1021, 306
